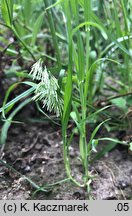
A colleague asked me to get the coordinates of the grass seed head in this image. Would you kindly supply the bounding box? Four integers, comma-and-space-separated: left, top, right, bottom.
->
30, 59, 63, 117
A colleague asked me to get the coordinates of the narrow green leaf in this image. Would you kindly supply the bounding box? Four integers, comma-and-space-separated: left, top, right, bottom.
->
62, 0, 73, 136
31, 13, 43, 46
46, 0, 64, 10
84, 58, 120, 101
98, 137, 128, 145
23, 0, 32, 24
22, 81, 38, 88
0, 98, 31, 145
88, 119, 111, 154
91, 137, 128, 162
72, 21, 107, 40
1, 0, 14, 27
2, 82, 18, 119
0, 87, 35, 113
36, 102, 60, 126
0, 159, 47, 192
62, 69, 72, 134
91, 11, 131, 56
91, 142, 117, 162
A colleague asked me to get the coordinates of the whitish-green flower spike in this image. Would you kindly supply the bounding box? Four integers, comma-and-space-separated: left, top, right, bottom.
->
29, 59, 43, 81
30, 59, 63, 117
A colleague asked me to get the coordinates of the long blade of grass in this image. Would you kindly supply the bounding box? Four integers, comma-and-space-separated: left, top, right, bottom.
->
62, 0, 73, 136
23, 0, 32, 25
72, 21, 107, 40
46, 0, 64, 10
91, 142, 117, 163
91, 10, 131, 56
91, 138, 128, 162
1, 0, 14, 27
0, 98, 31, 145
0, 87, 35, 113
2, 83, 18, 118
31, 12, 43, 46
84, 58, 120, 102
36, 102, 61, 126
0, 159, 48, 192
87, 119, 111, 154
43, 0, 61, 68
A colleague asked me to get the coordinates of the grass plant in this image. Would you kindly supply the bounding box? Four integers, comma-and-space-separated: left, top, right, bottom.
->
0, 0, 132, 197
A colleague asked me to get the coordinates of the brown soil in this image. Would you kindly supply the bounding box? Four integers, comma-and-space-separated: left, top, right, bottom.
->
0, 110, 132, 200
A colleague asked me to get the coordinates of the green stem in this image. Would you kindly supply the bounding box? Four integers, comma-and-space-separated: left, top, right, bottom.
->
83, 0, 91, 184
120, 0, 129, 34
43, 0, 61, 68
63, 137, 84, 188
0, 22, 36, 61
12, 26, 36, 61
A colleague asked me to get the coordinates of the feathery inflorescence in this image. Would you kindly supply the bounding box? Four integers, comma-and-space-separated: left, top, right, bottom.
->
29, 59, 63, 117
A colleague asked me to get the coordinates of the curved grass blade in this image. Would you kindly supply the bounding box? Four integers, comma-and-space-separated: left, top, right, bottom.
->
0, 98, 31, 146
91, 142, 117, 163
32, 177, 70, 197
1, 0, 14, 27
36, 102, 61, 126
0, 159, 48, 192
45, 0, 64, 10
87, 119, 111, 154
72, 21, 107, 40
2, 82, 18, 119
0, 87, 35, 113
91, 138, 128, 163
84, 57, 120, 101
31, 12, 43, 46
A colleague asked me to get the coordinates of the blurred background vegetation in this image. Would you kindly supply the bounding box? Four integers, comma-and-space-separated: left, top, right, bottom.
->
0, 0, 132, 141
